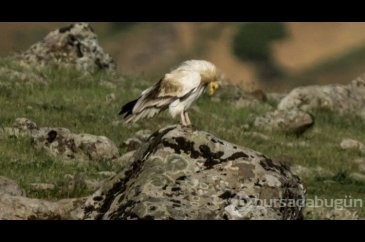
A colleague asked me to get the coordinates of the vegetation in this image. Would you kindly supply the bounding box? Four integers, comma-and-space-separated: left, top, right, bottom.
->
1, 58, 365, 218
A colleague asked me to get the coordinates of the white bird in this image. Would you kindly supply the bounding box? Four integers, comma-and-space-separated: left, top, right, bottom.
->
119, 60, 219, 127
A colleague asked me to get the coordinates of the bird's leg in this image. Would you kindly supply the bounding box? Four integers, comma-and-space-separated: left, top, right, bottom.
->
180, 112, 187, 127
184, 112, 193, 128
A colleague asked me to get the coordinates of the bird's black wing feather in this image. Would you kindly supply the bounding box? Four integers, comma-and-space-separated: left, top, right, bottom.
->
119, 98, 138, 118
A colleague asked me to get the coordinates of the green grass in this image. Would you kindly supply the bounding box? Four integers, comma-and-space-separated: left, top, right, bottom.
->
1, 58, 365, 218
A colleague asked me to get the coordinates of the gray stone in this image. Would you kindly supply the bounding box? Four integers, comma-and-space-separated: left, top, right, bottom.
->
0, 118, 39, 139
291, 165, 335, 179
0, 193, 85, 220
32, 126, 120, 162
105, 93, 116, 104
0, 176, 26, 196
278, 75, 365, 119
19, 23, 115, 72
83, 125, 306, 220
340, 139, 365, 153
349, 172, 365, 183
29, 183, 55, 191
254, 109, 314, 135
97, 171, 117, 178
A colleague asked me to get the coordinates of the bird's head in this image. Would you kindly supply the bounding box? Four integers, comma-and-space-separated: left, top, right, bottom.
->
175, 60, 221, 96
208, 81, 219, 96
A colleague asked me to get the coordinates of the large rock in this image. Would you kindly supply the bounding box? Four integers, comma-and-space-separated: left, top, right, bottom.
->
19, 23, 115, 72
278, 75, 365, 119
1, 118, 120, 162
254, 109, 314, 135
83, 125, 306, 220
0, 193, 85, 220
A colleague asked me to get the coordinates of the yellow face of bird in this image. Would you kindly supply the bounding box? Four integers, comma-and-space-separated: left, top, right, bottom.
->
208, 81, 219, 96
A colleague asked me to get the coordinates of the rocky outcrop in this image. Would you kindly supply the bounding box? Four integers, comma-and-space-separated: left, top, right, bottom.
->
278, 75, 365, 119
83, 125, 306, 220
1, 118, 120, 162
254, 109, 314, 135
19, 23, 115, 72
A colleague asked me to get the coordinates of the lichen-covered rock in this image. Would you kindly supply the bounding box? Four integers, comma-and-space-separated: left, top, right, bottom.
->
0, 118, 39, 139
0, 176, 26, 197
254, 109, 314, 135
32, 127, 120, 162
19, 23, 115, 72
83, 125, 306, 220
0, 193, 85, 220
278, 75, 365, 119
2, 118, 120, 162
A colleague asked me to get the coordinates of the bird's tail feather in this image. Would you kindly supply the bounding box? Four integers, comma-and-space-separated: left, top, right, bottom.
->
124, 107, 161, 124
119, 98, 138, 118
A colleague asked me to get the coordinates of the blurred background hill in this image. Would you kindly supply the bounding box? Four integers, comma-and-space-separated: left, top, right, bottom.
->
2, 22, 365, 91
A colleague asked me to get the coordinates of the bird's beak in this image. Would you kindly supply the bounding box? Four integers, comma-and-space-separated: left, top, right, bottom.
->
208, 82, 219, 96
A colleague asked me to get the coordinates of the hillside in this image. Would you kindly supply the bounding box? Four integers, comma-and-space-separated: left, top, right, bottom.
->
1, 23, 365, 219
2, 22, 365, 91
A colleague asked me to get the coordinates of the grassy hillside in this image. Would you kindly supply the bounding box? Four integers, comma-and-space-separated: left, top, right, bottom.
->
3, 22, 365, 92
1, 58, 365, 218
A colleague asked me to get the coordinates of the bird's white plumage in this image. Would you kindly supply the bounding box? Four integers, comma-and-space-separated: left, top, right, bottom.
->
120, 60, 218, 126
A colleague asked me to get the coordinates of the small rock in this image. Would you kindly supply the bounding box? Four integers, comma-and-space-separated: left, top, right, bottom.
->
349, 172, 365, 183
285, 141, 309, 148
291, 165, 334, 179
99, 81, 116, 89
105, 93, 116, 104
0, 176, 26, 196
247, 132, 270, 141
340, 139, 365, 152
84, 179, 101, 190
291, 165, 312, 178
29, 183, 55, 191
64, 174, 74, 180
97, 171, 117, 178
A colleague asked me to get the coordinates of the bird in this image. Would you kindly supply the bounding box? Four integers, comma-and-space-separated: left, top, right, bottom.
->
119, 60, 219, 127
